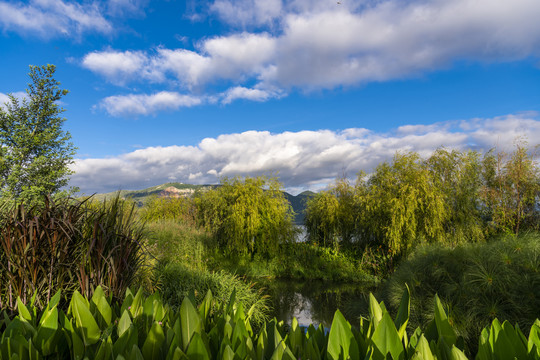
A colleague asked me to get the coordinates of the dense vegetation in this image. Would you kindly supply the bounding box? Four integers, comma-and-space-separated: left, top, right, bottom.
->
305, 144, 539, 269
1, 284, 539, 359
0, 195, 145, 312
1, 65, 540, 359
381, 234, 540, 351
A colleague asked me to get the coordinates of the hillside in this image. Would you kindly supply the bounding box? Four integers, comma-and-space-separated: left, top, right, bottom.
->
90, 183, 314, 224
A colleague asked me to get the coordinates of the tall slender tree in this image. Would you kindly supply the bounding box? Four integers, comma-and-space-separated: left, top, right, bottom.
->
0, 65, 76, 202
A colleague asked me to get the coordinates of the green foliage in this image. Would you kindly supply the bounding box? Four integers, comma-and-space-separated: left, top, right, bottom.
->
153, 262, 270, 328
305, 177, 356, 250
2, 285, 539, 359
0, 64, 76, 203
145, 220, 211, 272
212, 242, 377, 283
143, 220, 269, 328
0, 194, 146, 312
196, 176, 296, 257
481, 141, 539, 235
427, 149, 485, 243
382, 233, 540, 352
305, 143, 540, 267
141, 196, 196, 224
365, 152, 447, 255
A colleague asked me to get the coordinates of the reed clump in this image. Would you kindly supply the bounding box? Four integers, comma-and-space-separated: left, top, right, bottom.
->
0, 194, 146, 312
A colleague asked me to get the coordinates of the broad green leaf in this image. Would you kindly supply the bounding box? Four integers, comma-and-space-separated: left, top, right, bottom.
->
270, 340, 296, 360
327, 310, 359, 360
186, 332, 210, 360
91, 286, 112, 327
369, 293, 383, 328
117, 310, 132, 337
71, 291, 101, 346
35, 306, 59, 356
501, 321, 527, 359
130, 288, 144, 318
222, 345, 235, 360
94, 336, 113, 360
27, 338, 40, 360
129, 344, 145, 360
288, 317, 303, 357
371, 311, 404, 360
413, 335, 434, 360
16, 297, 32, 322
198, 290, 213, 327
305, 337, 321, 360
113, 324, 138, 356
394, 284, 410, 342
450, 345, 468, 360
528, 323, 540, 355
433, 295, 457, 346
169, 347, 188, 360
180, 297, 202, 351
142, 321, 166, 360
45, 290, 61, 313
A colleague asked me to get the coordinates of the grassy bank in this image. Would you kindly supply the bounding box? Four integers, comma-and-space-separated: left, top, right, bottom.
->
381, 232, 540, 351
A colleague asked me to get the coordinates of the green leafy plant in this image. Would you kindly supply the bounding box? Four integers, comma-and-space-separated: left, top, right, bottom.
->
0, 194, 146, 312
2, 284, 539, 359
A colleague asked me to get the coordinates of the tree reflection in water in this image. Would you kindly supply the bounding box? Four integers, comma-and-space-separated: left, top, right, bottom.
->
253, 278, 375, 328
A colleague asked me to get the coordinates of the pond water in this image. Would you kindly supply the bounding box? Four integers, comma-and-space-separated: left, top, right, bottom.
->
252, 278, 375, 328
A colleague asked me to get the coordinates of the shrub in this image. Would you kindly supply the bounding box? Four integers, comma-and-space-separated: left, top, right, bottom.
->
0, 195, 146, 312
154, 261, 270, 328
382, 233, 540, 351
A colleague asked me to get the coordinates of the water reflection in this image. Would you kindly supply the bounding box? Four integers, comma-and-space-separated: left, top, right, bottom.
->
253, 278, 375, 328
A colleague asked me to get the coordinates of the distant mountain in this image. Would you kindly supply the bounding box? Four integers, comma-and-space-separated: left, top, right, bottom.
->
90, 182, 314, 224
284, 190, 315, 224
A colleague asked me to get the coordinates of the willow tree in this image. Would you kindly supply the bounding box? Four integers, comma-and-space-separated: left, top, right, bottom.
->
196, 176, 295, 257
0, 65, 76, 203
426, 148, 484, 243
304, 177, 357, 249
364, 152, 447, 256
481, 142, 539, 235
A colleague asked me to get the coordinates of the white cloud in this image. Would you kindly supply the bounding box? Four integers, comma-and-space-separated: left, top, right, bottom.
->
82, 50, 148, 84
221, 86, 284, 104
84, 33, 276, 89
273, 0, 540, 88
0, 0, 112, 37
99, 91, 203, 116
210, 0, 282, 27
69, 113, 540, 194
81, 0, 540, 113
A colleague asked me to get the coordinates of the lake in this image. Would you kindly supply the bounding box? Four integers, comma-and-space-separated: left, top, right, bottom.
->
252, 278, 376, 328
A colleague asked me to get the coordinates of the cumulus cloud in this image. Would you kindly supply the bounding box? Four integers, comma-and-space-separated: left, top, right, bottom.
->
210, 0, 282, 27
221, 86, 284, 104
83, 32, 276, 88
82, 50, 148, 85
69, 113, 540, 194
81, 0, 540, 114
0, 0, 112, 37
98, 91, 202, 116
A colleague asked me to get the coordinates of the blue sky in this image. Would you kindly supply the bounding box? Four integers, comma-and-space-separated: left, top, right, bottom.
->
1, 0, 539, 194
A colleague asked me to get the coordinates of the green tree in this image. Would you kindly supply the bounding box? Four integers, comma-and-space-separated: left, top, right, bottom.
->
0, 64, 76, 203
481, 141, 539, 235
304, 177, 357, 250
196, 176, 296, 257
364, 152, 447, 256
426, 148, 485, 243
